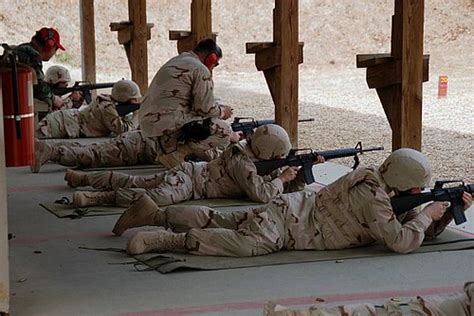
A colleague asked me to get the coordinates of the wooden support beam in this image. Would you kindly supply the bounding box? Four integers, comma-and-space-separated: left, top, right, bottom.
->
365, 56, 429, 89
356, 0, 427, 151
246, 0, 302, 146
80, 0, 96, 83
400, 0, 424, 150
127, 0, 148, 94
170, 0, 216, 53
273, 0, 300, 146
191, 0, 212, 43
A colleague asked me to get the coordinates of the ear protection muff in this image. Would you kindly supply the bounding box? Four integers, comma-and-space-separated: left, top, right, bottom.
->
40, 28, 56, 51
204, 52, 218, 70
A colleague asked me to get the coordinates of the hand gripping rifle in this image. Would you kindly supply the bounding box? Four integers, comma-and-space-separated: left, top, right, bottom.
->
254, 142, 384, 184
391, 180, 474, 225
52, 81, 115, 104
231, 117, 314, 139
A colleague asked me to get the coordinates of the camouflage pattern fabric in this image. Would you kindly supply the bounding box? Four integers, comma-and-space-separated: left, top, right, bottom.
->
63, 95, 87, 109
48, 130, 161, 168
149, 167, 449, 256
139, 51, 230, 155
36, 94, 137, 138
264, 282, 473, 315
82, 141, 305, 206
13, 43, 54, 106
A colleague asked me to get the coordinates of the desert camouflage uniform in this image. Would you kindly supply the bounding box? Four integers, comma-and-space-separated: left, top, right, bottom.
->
62, 95, 87, 109
37, 94, 135, 138
43, 130, 159, 168
77, 141, 305, 206
264, 282, 473, 315
139, 51, 232, 162
151, 167, 448, 256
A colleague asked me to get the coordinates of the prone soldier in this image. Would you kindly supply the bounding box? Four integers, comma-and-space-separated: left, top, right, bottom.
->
36, 79, 141, 139
63, 125, 324, 209
44, 65, 86, 109
111, 148, 472, 256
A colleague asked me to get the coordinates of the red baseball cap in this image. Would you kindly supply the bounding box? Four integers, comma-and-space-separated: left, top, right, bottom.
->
37, 27, 65, 51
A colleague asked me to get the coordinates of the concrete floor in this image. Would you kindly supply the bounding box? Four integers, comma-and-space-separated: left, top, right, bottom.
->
5, 145, 474, 316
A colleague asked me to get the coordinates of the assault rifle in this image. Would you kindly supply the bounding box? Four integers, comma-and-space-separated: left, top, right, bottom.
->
52, 81, 115, 104
115, 102, 141, 116
231, 117, 314, 138
391, 180, 473, 225
254, 142, 384, 184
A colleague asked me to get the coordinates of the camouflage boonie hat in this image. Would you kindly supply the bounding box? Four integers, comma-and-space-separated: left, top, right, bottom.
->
379, 148, 431, 191
250, 124, 291, 160
45, 65, 71, 84
112, 80, 142, 103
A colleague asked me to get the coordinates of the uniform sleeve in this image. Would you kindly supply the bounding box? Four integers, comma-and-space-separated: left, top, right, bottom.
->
15, 47, 54, 105
100, 101, 130, 135
350, 183, 433, 253
191, 67, 221, 118
230, 156, 284, 203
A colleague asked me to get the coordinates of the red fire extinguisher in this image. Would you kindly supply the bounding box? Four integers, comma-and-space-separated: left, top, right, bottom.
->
1, 51, 35, 167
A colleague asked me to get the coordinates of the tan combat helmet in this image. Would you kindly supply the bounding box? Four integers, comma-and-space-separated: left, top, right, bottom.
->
250, 124, 292, 160
379, 148, 431, 191
111, 80, 141, 103
45, 65, 71, 85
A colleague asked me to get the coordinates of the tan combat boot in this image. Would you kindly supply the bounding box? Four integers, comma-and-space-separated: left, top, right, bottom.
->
30, 139, 55, 173
72, 191, 116, 207
127, 228, 186, 255
64, 169, 89, 188
112, 193, 165, 236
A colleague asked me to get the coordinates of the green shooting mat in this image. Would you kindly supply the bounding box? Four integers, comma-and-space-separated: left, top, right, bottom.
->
127, 228, 473, 274
40, 198, 263, 219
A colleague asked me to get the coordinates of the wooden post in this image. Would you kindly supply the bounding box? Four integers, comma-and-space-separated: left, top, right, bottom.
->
400, 0, 424, 150
79, 0, 96, 83
246, 0, 302, 146
356, 0, 427, 151
170, 0, 216, 53
128, 0, 149, 94
274, 0, 299, 145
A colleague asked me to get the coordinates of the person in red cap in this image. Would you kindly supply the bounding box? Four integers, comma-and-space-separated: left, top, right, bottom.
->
13, 27, 66, 118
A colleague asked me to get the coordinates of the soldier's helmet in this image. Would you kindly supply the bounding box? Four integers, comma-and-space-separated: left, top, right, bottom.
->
250, 124, 292, 160
111, 80, 142, 103
45, 65, 71, 85
379, 148, 431, 191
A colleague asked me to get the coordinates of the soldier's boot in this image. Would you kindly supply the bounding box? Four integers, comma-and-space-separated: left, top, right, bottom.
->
157, 144, 193, 169
72, 191, 116, 207
64, 169, 89, 188
112, 194, 165, 236
127, 228, 186, 255
30, 139, 57, 173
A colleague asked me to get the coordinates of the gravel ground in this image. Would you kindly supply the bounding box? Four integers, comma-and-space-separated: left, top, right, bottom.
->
214, 70, 474, 185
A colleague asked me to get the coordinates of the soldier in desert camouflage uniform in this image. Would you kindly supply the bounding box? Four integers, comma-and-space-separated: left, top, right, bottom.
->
44, 65, 86, 110
114, 148, 473, 256
64, 125, 324, 208
138, 38, 236, 168
36, 79, 140, 138
10, 27, 66, 122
